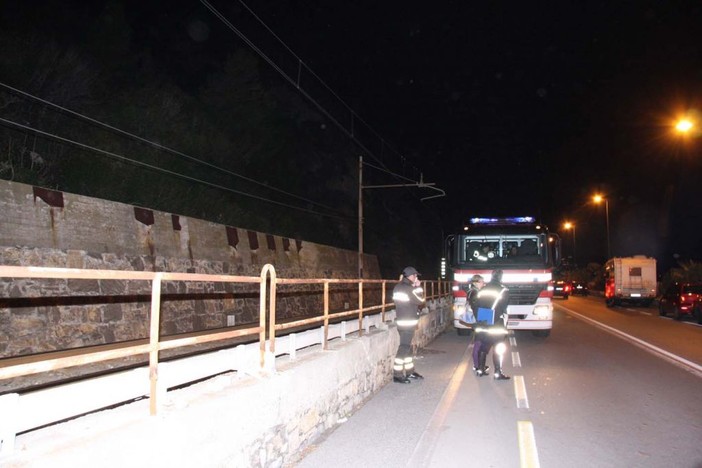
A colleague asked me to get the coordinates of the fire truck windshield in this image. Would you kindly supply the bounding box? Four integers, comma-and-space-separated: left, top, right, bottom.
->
460, 235, 545, 266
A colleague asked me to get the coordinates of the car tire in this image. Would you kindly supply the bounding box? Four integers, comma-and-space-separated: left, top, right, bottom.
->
659, 303, 666, 316
696, 307, 702, 325
532, 330, 550, 338
606, 297, 615, 308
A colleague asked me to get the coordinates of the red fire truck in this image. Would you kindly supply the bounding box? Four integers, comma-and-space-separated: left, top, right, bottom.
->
444, 217, 562, 337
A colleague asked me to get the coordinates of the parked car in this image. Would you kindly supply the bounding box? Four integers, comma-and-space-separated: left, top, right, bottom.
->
571, 281, 588, 296
553, 280, 572, 299
658, 282, 702, 322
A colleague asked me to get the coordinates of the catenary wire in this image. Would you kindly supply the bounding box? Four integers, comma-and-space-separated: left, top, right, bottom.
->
0, 81, 338, 213
200, 0, 425, 182
0, 116, 355, 222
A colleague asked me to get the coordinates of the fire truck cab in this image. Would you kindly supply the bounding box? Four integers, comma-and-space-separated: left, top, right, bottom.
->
445, 217, 561, 338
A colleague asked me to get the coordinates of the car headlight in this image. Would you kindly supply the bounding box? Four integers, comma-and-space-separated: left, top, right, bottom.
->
533, 305, 551, 317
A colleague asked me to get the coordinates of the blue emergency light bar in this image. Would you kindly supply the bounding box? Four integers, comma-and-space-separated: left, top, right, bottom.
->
469, 216, 535, 225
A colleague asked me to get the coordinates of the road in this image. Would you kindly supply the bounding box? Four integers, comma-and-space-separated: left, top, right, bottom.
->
293, 296, 702, 468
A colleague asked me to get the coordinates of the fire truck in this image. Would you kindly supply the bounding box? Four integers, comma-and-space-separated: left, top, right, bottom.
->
445, 217, 562, 337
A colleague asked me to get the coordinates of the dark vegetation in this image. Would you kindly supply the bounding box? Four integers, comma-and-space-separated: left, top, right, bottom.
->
0, 1, 442, 278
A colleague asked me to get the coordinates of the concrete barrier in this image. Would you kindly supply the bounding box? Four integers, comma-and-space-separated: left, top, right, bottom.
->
2, 300, 451, 467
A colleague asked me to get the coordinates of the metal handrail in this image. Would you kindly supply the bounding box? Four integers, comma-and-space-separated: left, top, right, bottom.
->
0, 264, 450, 414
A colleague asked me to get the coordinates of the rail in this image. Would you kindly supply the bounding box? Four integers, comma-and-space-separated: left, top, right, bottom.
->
0, 264, 449, 453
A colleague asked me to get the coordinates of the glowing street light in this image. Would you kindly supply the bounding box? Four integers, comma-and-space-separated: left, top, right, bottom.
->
563, 221, 576, 263
676, 118, 694, 134
592, 194, 610, 259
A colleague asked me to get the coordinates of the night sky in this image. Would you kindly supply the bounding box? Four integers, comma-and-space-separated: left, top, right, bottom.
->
254, 1, 702, 269
2, 0, 701, 271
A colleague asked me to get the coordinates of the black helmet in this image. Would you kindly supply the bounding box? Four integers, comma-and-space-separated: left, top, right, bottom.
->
491, 269, 504, 283
402, 266, 420, 277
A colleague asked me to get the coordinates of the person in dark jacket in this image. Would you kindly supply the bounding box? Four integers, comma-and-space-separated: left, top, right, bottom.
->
391, 266, 426, 383
467, 274, 486, 370
473, 269, 511, 380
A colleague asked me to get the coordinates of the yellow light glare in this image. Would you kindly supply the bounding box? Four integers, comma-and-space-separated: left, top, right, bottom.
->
676, 119, 693, 133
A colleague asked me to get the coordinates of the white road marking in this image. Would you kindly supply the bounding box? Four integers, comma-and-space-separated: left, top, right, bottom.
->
639, 311, 652, 316
514, 375, 529, 409
512, 351, 522, 368
517, 420, 541, 468
406, 341, 473, 467
560, 306, 702, 377
510, 336, 517, 346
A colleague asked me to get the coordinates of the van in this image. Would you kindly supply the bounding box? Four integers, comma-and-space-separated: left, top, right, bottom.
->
604, 256, 657, 307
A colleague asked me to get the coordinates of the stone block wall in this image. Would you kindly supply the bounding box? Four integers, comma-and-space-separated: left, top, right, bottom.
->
0, 180, 380, 357
3, 302, 453, 467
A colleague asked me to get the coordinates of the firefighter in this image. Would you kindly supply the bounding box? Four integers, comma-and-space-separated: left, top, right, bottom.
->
473, 269, 511, 380
391, 266, 426, 383
467, 274, 486, 370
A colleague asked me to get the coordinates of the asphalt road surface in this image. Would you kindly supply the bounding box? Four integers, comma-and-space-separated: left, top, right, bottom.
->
293, 296, 702, 468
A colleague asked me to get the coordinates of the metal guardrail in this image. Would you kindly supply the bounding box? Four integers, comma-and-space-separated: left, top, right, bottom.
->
0, 264, 450, 454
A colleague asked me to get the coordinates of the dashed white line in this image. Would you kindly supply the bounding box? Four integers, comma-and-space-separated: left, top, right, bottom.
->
512, 351, 522, 368
514, 375, 529, 409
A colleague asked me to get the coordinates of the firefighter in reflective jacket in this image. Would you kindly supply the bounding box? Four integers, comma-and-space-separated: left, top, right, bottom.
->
391, 266, 426, 383
473, 269, 511, 380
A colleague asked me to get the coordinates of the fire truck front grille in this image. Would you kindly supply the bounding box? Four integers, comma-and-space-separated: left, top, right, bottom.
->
507, 283, 545, 305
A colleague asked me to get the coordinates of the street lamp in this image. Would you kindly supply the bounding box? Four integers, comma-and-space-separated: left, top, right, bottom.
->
676, 118, 694, 134
563, 221, 576, 264
592, 194, 610, 259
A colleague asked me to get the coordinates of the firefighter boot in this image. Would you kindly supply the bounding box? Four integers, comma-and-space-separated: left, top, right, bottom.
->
493, 341, 510, 380
393, 357, 411, 384
476, 351, 489, 377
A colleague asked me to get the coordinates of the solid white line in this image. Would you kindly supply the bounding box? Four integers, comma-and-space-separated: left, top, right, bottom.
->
559, 306, 702, 377
517, 420, 541, 468
512, 351, 522, 368
514, 375, 529, 409
406, 341, 473, 468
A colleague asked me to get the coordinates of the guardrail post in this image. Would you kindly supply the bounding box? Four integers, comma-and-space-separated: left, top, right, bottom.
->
261, 264, 276, 369
358, 281, 364, 336
148, 272, 163, 416
323, 281, 329, 349
381, 280, 387, 322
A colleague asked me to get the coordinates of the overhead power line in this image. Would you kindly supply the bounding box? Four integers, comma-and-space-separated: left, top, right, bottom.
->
200, 0, 432, 186
0, 116, 354, 221
0, 81, 338, 213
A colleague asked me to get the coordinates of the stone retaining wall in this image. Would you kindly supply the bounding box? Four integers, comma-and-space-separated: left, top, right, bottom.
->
0, 180, 381, 357
3, 302, 452, 467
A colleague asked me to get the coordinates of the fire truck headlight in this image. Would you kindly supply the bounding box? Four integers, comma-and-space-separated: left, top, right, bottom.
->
533, 305, 552, 317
